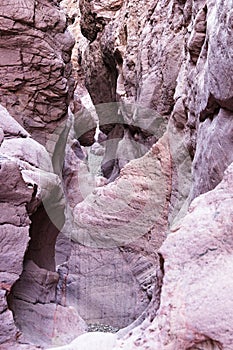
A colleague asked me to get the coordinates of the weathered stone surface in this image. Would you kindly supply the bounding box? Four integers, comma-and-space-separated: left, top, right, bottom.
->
1, 0, 233, 348
177, 0, 233, 190
190, 109, 233, 201
52, 0, 233, 349
0, 0, 75, 150
12, 301, 87, 348
0, 105, 30, 138
57, 243, 150, 328
56, 133, 170, 328
56, 0, 191, 332
10, 260, 59, 305
187, 5, 207, 63
0, 110, 34, 345
80, 0, 186, 111
54, 4, 176, 319
112, 162, 233, 350
0, 225, 29, 275
61, 0, 98, 149
77, 0, 187, 180
1, 137, 53, 172
72, 133, 171, 247
0, 104, 85, 348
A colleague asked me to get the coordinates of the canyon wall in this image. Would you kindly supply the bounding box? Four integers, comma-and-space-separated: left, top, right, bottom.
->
56, 0, 192, 330
0, 1, 86, 349
0, 0, 74, 149
0, 0, 232, 349
52, 0, 233, 349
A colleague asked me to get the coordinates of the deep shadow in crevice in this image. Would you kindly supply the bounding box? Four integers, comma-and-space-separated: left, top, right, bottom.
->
187, 338, 223, 350
7, 203, 64, 346
24, 203, 63, 271
148, 252, 165, 321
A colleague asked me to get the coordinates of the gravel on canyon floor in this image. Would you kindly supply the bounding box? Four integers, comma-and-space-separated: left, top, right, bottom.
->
87, 323, 120, 333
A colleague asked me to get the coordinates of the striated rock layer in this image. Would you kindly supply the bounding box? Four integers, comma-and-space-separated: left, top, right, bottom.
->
0, 0, 233, 348
0, 105, 86, 349
52, 0, 233, 348
53, 160, 232, 350
0, 0, 74, 152
113, 161, 233, 350
0, 0, 87, 347
57, 132, 171, 327
55, 0, 193, 329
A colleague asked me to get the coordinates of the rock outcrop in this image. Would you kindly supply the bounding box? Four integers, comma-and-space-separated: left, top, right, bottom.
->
113, 161, 233, 350
48, 161, 233, 350
0, 0, 74, 154
0, 1, 93, 344
56, 132, 171, 327
0, 0, 87, 346
0, 0, 233, 348
55, 0, 192, 329
52, 0, 233, 348
0, 105, 86, 349
78, 0, 188, 176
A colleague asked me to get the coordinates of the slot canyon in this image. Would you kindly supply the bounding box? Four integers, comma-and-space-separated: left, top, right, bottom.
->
0, 0, 232, 349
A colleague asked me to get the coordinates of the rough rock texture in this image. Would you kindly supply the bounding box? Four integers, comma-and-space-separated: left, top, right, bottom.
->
0, 0, 74, 152
54, 0, 192, 330
52, 0, 233, 348
56, 133, 170, 327
72, 133, 171, 248
60, 0, 98, 148
190, 109, 233, 200
0, 1, 90, 347
185, 0, 233, 200
0, 105, 86, 349
48, 160, 233, 350
1, 0, 233, 348
112, 162, 233, 350
77, 0, 188, 178
0, 105, 39, 346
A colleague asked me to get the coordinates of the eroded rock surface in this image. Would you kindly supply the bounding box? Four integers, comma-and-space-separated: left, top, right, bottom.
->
51, 161, 233, 350
52, 0, 233, 348
0, 104, 86, 349
77, 0, 187, 180
55, 0, 192, 330
0, 0, 233, 348
0, 0, 74, 152
0, 105, 37, 346
56, 133, 170, 327
113, 161, 233, 350
175, 0, 233, 199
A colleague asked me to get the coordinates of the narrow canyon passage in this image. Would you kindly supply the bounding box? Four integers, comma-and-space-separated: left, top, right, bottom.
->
0, 0, 233, 349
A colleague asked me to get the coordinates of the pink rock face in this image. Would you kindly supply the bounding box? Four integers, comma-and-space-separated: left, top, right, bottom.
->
0, 0, 74, 150
57, 134, 170, 327
56, 0, 191, 330
72, 134, 171, 248
0, 110, 33, 344
76, 0, 186, 179
53, 0, 233, 349
0, 0, 233, 348
189, 109, 233, 201
175, 0, 233, 198
113, 162, 233, 350
159, 164, 233, 349
0, 105, 86, 348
